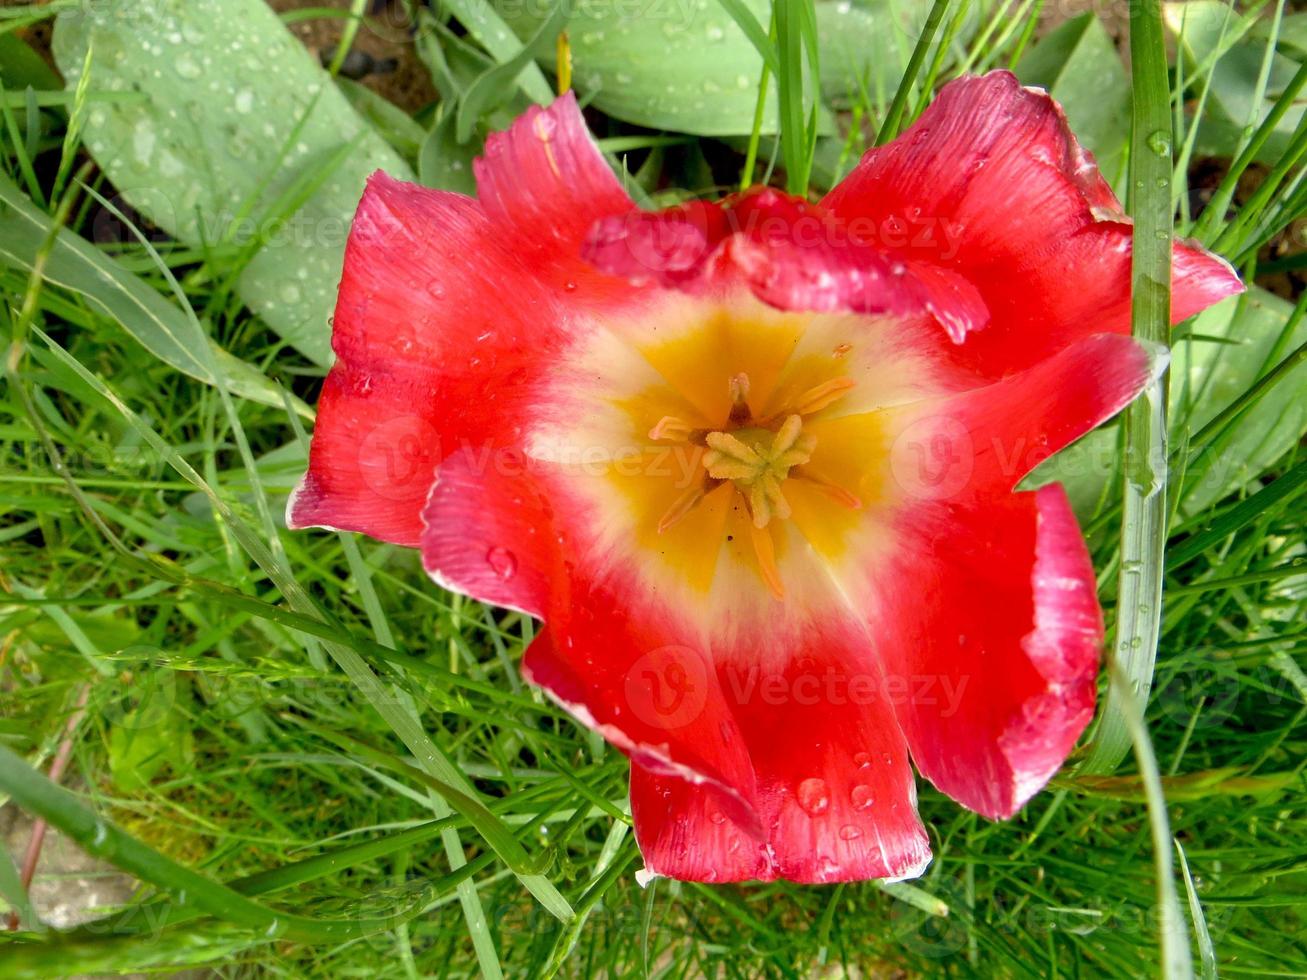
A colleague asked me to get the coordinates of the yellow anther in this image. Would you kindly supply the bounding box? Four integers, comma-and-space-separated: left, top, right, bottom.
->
750, 522, 785, 600
791, 376, 855, 416
657, 483, 708, 534
649, 415, 695, 442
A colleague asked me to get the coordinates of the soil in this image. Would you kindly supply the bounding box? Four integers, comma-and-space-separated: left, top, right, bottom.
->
267, 0, 439, 113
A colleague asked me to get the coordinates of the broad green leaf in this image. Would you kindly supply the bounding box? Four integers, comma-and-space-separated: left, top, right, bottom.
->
51, 0, 414, 366
1172, 288, 1307, 514
816, 0, 931, 110
336, 77, 427, 166
1259, 11, 1307, 57
0, 33, 61, 91
1016, 13, 1131, 186
0, 172, 310, 416
107, 674, 194, 792
1166, 1, 1303, 149
419, 113, 479, 194
491, 0, 780, 135
1030, 289, 1307, 517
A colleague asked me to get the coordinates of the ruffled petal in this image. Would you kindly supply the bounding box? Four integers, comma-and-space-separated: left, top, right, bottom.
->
521, 590, 765, 836
287, 173, 567, 545
475, 92, 636, 297
583, 187, 990, 340
630, 613, 934, 884
418, 446, 559, 618
870, 485, 1101, 819
822, 70, 1243, 376
545, 606, 932, 884
883, 332, 1168, 501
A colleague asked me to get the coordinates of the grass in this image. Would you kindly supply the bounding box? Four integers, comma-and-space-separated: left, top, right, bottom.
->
1, 0, 1306, 976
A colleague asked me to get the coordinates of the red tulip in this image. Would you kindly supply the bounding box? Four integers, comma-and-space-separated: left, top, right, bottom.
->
289, 71, 1241, 883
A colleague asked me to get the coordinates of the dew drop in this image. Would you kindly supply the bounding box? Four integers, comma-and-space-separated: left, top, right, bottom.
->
839, 825, 862, 840
850, 785, 874, 810
796, 777, 830, 816
533, 112, 557, 141
853, 751, 872, 768
233, 88, 255, 114
1146, 130, 1172, 157
486, 546, 517, 580
175, 53, 203, 80
709, 809, 726, 825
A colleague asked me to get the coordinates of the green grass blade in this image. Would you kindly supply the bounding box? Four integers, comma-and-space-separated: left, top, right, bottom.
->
1081, 0, 1175, 776
875, 0, 949, 144
0, 744, 428, 944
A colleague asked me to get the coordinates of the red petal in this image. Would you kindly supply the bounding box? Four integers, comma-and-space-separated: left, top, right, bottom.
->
475, 92, 636, 297
874, 486, 1101, 819
522, 600, 765, 837
629, 766, 770, 883
602, 616, 933, 884
287, 174, 566, 545
418, 446, 559, 618
885, 333, 1166, 501
823, 70, 1242, 376
532, 580, 930, 880
717, 618, 931, 883
584, 187, 989, 339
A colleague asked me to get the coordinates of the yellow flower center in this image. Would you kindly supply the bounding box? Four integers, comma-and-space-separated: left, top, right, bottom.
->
532, 294, 930, 614
645, 368, 862, 599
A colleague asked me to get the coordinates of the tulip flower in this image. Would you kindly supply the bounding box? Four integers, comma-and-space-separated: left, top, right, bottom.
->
289, 71, 1241, 883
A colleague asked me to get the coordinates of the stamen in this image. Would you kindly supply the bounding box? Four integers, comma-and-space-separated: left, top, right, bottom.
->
727, 372, 752, 425
749, 522, 785, 600
649, 415, 696, 442
703, 431, 763, 477
657, 483, 708, 534
748, 475, 792, 528
703, 416, 815, 528
793, 469, 863, 510
791, 376, 855, 416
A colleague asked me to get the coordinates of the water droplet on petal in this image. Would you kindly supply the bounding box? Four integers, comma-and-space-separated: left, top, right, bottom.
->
486, 546, 517, 580
839, 825, 862, 841
851, 785, 874, 810
853, 752, 872, 768
796, 777, 830, 816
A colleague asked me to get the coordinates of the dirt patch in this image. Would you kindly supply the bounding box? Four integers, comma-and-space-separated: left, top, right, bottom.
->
268, 0, 439, 114
1, 798, 138, 930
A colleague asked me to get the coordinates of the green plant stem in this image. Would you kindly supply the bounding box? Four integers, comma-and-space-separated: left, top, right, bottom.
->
1081, 0, 1173, 776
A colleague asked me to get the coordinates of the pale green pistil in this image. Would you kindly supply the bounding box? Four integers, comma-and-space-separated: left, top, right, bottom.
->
702, 414, 816, 528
